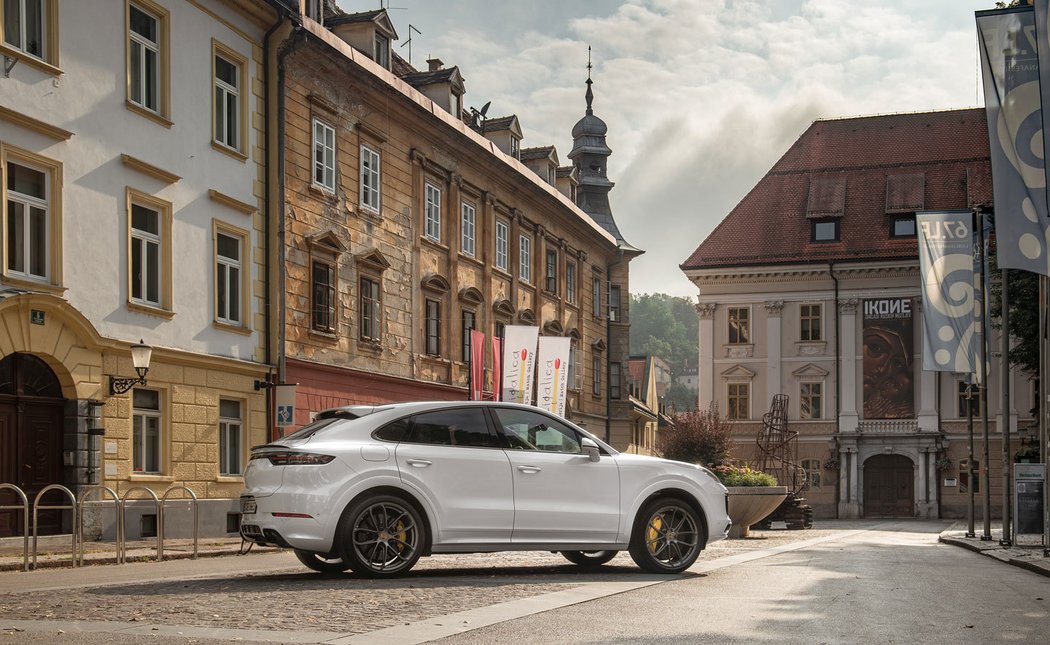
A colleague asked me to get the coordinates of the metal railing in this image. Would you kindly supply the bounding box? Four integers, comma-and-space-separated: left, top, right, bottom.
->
0, 483, 29, 572
0, 483, 211, 570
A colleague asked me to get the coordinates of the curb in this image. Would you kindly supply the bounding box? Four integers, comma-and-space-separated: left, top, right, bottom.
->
939, 534, 1050, 579
0, 545, 280, 572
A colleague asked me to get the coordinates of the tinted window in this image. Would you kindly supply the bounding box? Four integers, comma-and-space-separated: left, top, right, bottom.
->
405, 408, 497, 448
282, 417, 340, 441
373, 418, 409, 442
492, 408, 581, 454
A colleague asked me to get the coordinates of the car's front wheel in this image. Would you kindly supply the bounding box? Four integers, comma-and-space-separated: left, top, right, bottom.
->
628, 497, 704, 574
294, 549, 351, 573
560, 550, 618, 568
340, 493, 425, 578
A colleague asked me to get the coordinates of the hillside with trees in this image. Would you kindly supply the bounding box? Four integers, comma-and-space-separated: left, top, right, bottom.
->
630, 293, 699, 411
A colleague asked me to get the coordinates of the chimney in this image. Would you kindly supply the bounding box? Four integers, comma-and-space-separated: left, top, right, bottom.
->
427, 57, 444, 72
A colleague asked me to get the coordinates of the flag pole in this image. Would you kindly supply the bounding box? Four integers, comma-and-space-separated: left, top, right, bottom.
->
979, 210, 993, 541
1000, 266, 1013, 546
1042, 275, 1049, 556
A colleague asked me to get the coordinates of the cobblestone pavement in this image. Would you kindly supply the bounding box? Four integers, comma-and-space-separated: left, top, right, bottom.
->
0, 528, 840, 637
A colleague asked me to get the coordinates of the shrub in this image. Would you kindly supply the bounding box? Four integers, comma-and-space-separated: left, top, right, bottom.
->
713, 464, 778, 487
657, 408, 734, 467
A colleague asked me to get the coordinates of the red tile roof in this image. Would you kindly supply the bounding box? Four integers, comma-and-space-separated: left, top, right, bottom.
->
681, 109, 992, 270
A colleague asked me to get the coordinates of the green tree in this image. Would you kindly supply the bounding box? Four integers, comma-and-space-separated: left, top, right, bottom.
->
629, 293, 698, 374
665, 381, 698, 412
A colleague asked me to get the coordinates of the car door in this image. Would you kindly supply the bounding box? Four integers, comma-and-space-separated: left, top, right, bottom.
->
492, 407, 620, 544
394, 407, 514, 545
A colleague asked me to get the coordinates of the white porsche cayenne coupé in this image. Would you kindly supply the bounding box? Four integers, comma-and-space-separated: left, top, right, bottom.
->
239, 401, 730, 577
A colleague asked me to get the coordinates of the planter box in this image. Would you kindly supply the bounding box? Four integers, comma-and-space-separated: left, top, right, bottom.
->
726, 486, 788, 538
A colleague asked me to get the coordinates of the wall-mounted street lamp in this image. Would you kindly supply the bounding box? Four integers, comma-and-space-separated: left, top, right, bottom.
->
109, 340, 153, 395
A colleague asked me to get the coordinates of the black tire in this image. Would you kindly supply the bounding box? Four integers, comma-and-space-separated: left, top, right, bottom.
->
628, 497, 704, 574
560, 550, 618, 568
294, 549, 351, 573
340, 493, 425, 578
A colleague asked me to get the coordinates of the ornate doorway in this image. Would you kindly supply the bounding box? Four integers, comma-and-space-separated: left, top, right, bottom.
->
0, 353, 66, 536
863, 454, 914, 518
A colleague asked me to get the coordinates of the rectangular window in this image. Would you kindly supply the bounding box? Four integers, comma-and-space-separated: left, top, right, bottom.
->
545, 249, 557, 293
425, 298, 441, 356
425, 183, 441, 241
461, 202, 476, 256
131, 203, 162, 306
462, 309, 476, 363
568, 343, 579, 390
800, 382, 822, 419
132, 388, 161, 474
728, 307, 750, 344
610, 362, 621, 399
609, 285, 621, 321
4, 161, 48, 280
218, 399, 242, 476
215, 231, 242, 325
128, 2, 165, 115
812, 218, 839, 242
360, 144, 380, 213
592, 355, 602, 397
727, 383, 749, 420
800, 304, 822, 341
312, 118, 336, 191
592, 276, 602, 318
3, 0, 47, 60
519, 234, 531, 282
360, 277, 381, 341
566, 262, 577, 305
891, 215, 917, 238
801, 459, 821, 490
495, 220, 508, 270
311, 260, 335, 332
958, 381, 980, 417
213, 47, 243, 151
373, 32, 389, 68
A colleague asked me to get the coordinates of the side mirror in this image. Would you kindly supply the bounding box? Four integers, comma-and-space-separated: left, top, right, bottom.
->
581, 437, 600, 462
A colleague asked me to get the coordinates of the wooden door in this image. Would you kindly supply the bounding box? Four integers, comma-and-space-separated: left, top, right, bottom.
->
863, 454, 915, 518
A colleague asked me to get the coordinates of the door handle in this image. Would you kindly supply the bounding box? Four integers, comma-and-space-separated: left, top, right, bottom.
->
406, 459, 432, 468
517, 465, 542, 474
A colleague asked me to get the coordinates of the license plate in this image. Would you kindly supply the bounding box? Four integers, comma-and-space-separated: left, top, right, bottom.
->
241, 497, 257, 514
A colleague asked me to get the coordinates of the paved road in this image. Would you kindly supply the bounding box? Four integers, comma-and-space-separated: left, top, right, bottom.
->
0, 521, 1044, 644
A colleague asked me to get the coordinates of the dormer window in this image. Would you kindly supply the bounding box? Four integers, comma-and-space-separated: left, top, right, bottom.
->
305, 0, 323, 22
373, 32, 389, 69
510, 137, 520, 159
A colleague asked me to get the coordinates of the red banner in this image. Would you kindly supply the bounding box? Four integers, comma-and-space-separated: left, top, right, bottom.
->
470, 330, 485, 400
491, 336, 503, 401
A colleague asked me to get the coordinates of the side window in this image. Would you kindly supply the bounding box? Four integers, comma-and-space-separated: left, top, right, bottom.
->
493, 408, 581, 454
373, 417, 408, 442
405, 408, 497, 448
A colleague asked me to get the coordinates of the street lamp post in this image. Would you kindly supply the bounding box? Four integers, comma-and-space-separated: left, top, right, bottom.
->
109, 340, 153, 395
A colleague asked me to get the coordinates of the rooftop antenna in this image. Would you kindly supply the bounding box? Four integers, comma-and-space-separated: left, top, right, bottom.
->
401, 24, 421, 66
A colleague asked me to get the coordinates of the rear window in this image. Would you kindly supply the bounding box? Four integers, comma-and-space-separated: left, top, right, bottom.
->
281, 417, 341, 441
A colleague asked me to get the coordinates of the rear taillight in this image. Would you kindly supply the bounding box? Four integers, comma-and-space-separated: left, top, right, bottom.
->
251, 451, 335, 466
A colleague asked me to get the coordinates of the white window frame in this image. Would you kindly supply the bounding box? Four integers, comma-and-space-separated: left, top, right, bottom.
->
130, 201, 163, 307
566, 261, 577, 305
132, 388, 162, 474
4, 159, 49, 282
360, 144, 381, 213
461, 202, 476, 257
213, 45, 243, 152
799, 380, 823, 420
801, 458, 822, 490
495, 219, 508, 270
215, 226, 245, 326
592, 275, 602, 318
128, 1, 162, 114
425, 182, 441, 241
2, 0, 48, 61
373, 31, 389, 68
219, 398, 243, 476
519, 233, 531, 283
312, 118, 336, 192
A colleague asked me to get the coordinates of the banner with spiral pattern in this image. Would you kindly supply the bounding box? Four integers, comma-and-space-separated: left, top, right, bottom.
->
917, 211, 979, 376
977, 6, 1050, 276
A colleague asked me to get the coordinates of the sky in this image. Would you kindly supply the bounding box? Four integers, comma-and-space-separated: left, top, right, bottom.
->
338, 0, 994, 297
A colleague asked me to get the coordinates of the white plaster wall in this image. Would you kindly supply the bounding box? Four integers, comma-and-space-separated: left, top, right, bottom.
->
0, 0, 264, 360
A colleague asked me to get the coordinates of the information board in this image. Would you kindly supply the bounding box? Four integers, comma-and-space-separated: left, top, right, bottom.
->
1014, 463, 1046, 536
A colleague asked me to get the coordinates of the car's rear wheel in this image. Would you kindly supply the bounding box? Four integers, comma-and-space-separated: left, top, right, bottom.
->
560, 550, 618, 568
628, 497, 703, 574
294, 549, 351, 573
341, 493, 425, 578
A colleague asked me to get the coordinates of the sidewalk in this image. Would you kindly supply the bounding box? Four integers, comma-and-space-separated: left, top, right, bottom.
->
0, 534, 278, 571
939, 523, 1050, 578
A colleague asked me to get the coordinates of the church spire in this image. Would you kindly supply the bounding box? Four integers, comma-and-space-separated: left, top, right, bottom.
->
585, 46, 594, 116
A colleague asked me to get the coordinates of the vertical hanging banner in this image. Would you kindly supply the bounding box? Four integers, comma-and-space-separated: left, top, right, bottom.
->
501, 325, 539, 404
917, 211, 979, 375
469, 329, 486, 401
491, 335, 503, 402
535, 337, 571, 416
862, 298, 915, 419
977, 6, 1050, 275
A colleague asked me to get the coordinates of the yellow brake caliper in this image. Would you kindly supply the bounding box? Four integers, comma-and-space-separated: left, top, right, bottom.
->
647, 513, 664, 554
